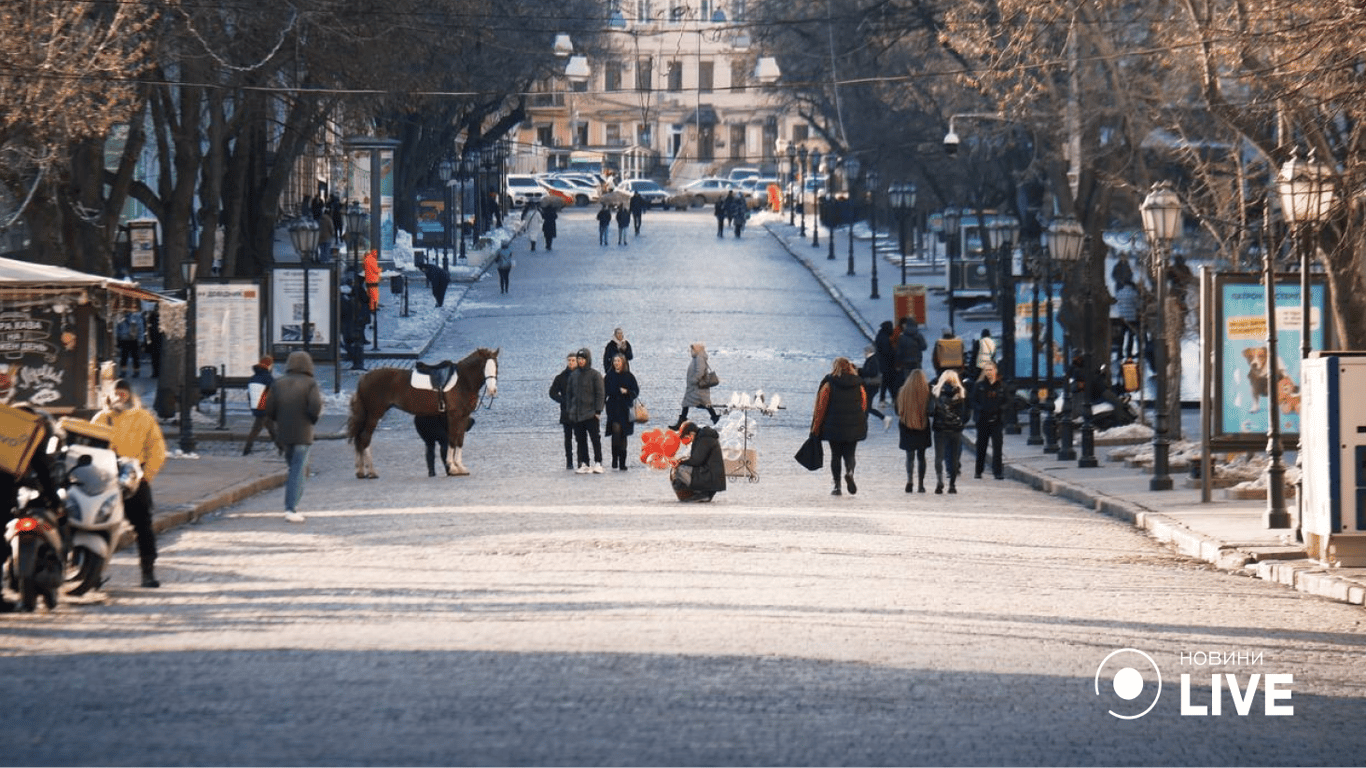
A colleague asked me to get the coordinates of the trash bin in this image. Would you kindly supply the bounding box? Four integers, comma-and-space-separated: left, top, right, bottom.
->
390, 274, 405, 295
198, 366, 218, 398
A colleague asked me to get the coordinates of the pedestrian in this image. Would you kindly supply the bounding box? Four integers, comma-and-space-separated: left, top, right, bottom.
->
338, 283, 368, 370
970, 328, 996, 382
363, 248, 381, 312
930, 369, 969, 494
932, 326, 965, 375
495, 241, 513, 294
629, 190, 646, 235
522, 203, 543, 251
893, 316, 927, 396
115, 309, 145, 378
567, 348, 605, 474
1112, 252, 1134, 291
615, 204, 631, 245
263, 351, 323, 523
671, 420, 726, 503
713, 197, 727, 237
541, 203, 558, 250
328, 194, 343, 238
860, 345, 893, 430
1114, 281, 1139, 360
316, 208, 335, 263
596, 203, 612, 246
603, 353, 640, 470
972, 362, 1007, 480
242, 356, 279, 456
809, 356, 868, 496
874, 320, 896, 405
548, 351, 578, 470
732, 199, 747, 237
896, 369, 933, 493
603, 327, 633, 369
674, 342, 720, 427
91, 379, 167, 587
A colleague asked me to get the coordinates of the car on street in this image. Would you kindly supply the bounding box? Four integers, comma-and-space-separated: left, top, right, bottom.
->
617, 178, 670, 208
741, 177, 780, 209
504, 175, 545, 209
674, 177, 740, 208
727, 167, 761, 183
538, 175, 595, 207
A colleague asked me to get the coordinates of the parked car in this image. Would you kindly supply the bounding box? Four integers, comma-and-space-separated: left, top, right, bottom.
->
617, 178, 669, 208
741, 177, 780, 209
505, 174, 545, 208
787, 174, 828, 210
554, 174, 602, 204
675, 177, 740, 208
727, 167, 761, 183
538, 176, 594, 207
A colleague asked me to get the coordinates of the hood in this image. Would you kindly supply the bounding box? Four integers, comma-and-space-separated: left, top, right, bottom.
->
830, 373, 863, 389
285, 351, 315, 376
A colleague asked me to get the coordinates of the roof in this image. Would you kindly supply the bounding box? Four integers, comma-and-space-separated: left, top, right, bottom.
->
0, 256, 179, 304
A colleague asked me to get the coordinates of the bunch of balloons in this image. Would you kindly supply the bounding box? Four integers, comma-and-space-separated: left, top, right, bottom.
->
638, 426, 693, 470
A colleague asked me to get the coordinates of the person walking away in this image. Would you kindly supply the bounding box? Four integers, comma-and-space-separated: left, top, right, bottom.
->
615, 204, 631, 245
1111, 252, 1135, 292
603, 353, 640, 470
92, 379, 167, 587
897, 369, 933, 493
930, 370, 969, 494
243, 356, 279, 456
548, 352, 578, 470
675, 342, 720, 427
860, 346, 893, 430
338, 283, 368, 370
893, 316, 927, 397
541, 203, 559, 250
713, 197, 727, 237
522, 203, 543, 251
566, 348, 605, 473
264, 351, 323, 523
1114, 281, 1139, 361
972, 362, 1007, 480
732, 199, 747, 238
672, 420, 726, 502
932, 326, 965, 376
629, 191, 646, 235
115, 310, 145, 378
604, 327, 633, 369
316, 209, 335, 264
970, 328, 996, 383
809, 357, 868, 496
596, 204, 612, 246
495, 241, 513, 294
874, 320, 896, 406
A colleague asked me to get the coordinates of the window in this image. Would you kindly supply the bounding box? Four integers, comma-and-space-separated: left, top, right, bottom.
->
730, 124, 746, 160
537, 125, 554, 147
792, 124, 809, 143
699, 61, 714, 93
606, 123, 623, 146
731, 59, 747, 92
733, 0, 745, 21
636, 0, 652, 22
667, 60, 683, 91
636, 57, 653, 91
605, 61, 622, 91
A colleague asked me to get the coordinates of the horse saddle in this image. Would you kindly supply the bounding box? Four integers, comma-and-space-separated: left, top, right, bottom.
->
412, 360, 460, 396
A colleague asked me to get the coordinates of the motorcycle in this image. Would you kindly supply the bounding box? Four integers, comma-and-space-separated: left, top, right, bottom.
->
4, 409, 68, 611
57, 418, 138, 596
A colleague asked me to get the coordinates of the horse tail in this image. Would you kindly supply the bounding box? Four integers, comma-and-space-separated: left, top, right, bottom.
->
346, 391, 364, 444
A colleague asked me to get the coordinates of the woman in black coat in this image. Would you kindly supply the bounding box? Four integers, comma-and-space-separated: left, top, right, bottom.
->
674, 420, 726, 502
602, 353, 640, 470
931, 369, 970, 494
810, 356, 868, 496
896, 368, 933, 493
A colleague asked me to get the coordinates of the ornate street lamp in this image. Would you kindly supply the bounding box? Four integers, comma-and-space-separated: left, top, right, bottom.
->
437, 157, 455, 264
845, 156, 861, 276
797, 146, 809, 236
1140, 181, 1183, 491
942, 208, 961, 334
810, 150, 823, 250
786, 142, 797, 226
345, 201, 366, 277
1049, 217, 1084, 462
888, 183, 916, 285
289, 217, 320, 355
179, 259, 198, 455
867, 169, 881, 300
1026, 247, 1045, 446
1041, 223, 1061, 453
986, 217, 1021, 434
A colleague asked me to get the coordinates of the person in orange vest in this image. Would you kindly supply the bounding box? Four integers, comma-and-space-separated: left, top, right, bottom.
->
363, 248, 380, 311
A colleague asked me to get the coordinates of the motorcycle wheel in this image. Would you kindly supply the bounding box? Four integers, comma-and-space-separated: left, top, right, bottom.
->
66, 548, 105, 596
19, 578, 37, 612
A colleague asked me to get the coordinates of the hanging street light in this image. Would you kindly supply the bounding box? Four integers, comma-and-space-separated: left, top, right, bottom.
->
1140, 181, 1183, 491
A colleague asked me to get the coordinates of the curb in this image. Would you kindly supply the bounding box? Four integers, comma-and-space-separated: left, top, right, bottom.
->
763, 223, 876, 343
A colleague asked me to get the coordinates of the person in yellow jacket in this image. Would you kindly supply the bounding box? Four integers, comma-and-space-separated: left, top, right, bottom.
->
92, 379, 167, 587
363, 248, 380, 312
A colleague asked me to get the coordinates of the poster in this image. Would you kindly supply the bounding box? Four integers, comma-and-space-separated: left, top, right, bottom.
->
270, 268, 334, 352
1011, 280, 1065, 382
194, 281, 262, 380
1214, 275, 1329, 441
0, 305, 83, 407
128, 221, 158, 271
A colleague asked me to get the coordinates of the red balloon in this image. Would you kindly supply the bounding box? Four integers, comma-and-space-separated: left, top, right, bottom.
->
661, 431, 680, 456
647, 454, 672, 470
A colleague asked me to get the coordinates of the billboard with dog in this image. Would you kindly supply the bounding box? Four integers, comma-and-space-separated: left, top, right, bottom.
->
1213, 273, 1329, 444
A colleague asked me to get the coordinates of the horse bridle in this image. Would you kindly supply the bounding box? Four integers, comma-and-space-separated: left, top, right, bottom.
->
478, 358, 498, 409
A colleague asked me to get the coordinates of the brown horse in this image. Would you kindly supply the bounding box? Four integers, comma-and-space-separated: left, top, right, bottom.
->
346, 347, 499, 478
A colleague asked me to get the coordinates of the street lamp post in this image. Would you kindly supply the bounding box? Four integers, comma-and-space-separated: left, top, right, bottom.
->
1050, 218, 1083, 461
811, 150, 823, 250
1075, 234, 1099, 468
345, 202, 366, 278
987, 217, 1020, 434
1026, 248, 1044, 445
845, 156, 860, 276
438, 157, 454, 264
179, 259, 198, 455
868, 169, 880, 300
889, 183, 916, 286
289, 218, 320, 356
786, 143, 797, 226
797, 146, 808, 237
942, 208, 961, 334
1140, 181, 1182, 491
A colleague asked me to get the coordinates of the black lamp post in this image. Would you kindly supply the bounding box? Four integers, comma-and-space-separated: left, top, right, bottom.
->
797, 146, 808, 237
437, 157, 454, 264
786, 143, 797, 226
889, 183, 916, 286
345, 201, 366, 278
178, 259, 198, 455
867, 169, 880, 300
986, 217, 1020, 434
1075, 234, 1099, 468
1140, 182, 1182, 491
1050, 217, 1084, 462
811, 150, 823, 250
942, 208, 961, 334
289, 218, 320, 355
1026, 248, 1044, 446
844, 156, 860, 276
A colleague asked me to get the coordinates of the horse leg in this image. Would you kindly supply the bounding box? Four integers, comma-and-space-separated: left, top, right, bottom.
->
356, 415, 382, 479
445, 409, 469, 475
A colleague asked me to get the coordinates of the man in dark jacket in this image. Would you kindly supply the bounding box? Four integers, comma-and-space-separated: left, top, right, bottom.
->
675, 420, 726, 502
874, 320, 896, 405
894, 317, 927, 392
566, 348, 605, 473
971, 363, 1007, 480
629, 191, 646, 234
540, 204, 558, 250
548, 351, 578, 470
264, 351, 322, 523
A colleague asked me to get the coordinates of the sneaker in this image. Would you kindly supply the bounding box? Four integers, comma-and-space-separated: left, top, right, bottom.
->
284, 511, 306, 523
591, 463, 604, 474
883, 415, 894, 431
845, 473, 857, 495
575, 464, 590, 474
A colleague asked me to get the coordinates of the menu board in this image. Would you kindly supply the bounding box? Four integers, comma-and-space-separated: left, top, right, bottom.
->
0, 305, 82, 407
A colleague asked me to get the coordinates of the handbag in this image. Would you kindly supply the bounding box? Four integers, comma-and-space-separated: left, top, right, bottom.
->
699, 370, 720, 388
633, 399, 650, 423
794, 434, 823, 471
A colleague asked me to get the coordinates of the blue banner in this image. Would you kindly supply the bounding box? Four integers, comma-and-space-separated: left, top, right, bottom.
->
1011, 280, 1065, 382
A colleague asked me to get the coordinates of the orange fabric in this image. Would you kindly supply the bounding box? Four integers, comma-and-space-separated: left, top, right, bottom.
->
363, 249, 380, 310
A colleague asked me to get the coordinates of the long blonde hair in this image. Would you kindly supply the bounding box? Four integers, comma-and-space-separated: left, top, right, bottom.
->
897, 369, 931, 430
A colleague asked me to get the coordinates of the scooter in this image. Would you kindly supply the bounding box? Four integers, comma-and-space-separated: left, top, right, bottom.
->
58, 418, 137, 596
4, 410, 68, 611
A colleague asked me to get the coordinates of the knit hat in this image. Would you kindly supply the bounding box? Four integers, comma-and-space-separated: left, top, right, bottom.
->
576, 348, 590, 360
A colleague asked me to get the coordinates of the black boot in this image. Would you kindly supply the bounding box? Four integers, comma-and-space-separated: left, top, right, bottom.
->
141, 565, 160, 588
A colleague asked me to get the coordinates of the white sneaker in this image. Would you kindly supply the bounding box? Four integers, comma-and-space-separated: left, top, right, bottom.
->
284, 511, 306, 523
575, 463, 590, 474
591, 463, 605, 474
884, 415, 894, 431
